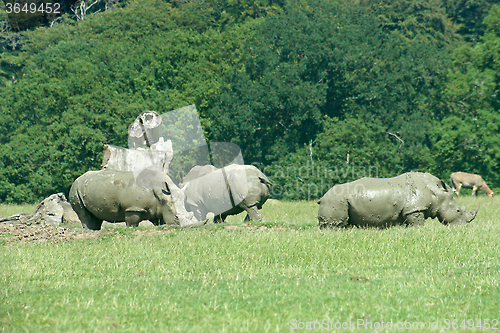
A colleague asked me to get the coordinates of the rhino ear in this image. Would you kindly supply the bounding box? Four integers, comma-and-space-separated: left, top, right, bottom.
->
430, 179, 452, 197
153, 188, 171, 204
439, 179, 452, 192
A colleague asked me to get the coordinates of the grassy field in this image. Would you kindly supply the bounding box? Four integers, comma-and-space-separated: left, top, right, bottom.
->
0, 204, 37, 217
1, 196, 499, 332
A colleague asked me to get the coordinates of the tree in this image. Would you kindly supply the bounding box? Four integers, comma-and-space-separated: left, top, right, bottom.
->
209, 0, 457, 173
428, 4, 500, 188
358, 0, 460, 46
440, 0, 500, 43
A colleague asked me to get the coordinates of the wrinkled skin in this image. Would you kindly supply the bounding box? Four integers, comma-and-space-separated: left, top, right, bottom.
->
450, 171, 494, 197
69, 169, 178, 230
317, 172, 479, 229
182, 164, 272, 223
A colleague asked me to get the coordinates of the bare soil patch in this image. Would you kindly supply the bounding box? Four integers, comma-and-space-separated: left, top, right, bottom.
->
0, 220, 172, 244
0, 223, 102, 244
0, 221, 284, 245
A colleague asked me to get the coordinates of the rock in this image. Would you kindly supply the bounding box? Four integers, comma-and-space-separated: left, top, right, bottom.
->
266, 199, 281, 204
0, 193, 80, 227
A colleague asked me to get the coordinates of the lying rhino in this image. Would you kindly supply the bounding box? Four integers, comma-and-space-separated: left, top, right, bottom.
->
69, 169, 180, 230
450, 171, 494, 197
317, 172, 479, 229
181, 164, 272, 223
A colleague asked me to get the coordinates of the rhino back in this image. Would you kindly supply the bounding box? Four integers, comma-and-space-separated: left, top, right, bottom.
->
182, 165, 218, 184
403, 172, 451, 210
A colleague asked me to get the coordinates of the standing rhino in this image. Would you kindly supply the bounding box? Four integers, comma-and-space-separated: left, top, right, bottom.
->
450, 171, 494, 197
317, 172, 479, 229
181, 164, 272, 223
69, 169, 181, 230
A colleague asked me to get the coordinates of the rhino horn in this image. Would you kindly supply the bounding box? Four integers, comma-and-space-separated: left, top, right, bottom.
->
467, 204, 480, 223
180, 182, 190, 192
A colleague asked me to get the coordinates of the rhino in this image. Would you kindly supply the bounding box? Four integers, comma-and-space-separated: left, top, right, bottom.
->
69, 169, 188, 230
450, 172, 494, 197
317, 172, 479, 229
181, 164, 272, 223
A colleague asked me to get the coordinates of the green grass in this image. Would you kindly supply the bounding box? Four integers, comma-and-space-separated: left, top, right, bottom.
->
1, 197, 500, 332
0, 204, 36, 217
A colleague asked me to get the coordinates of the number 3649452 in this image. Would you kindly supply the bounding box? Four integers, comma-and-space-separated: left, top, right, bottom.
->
5, 2, 62, 14
443, 319, 498, 330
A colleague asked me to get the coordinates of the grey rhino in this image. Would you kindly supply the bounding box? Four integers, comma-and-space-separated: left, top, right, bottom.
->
450, 171, 494, 197
181, 164, 272, 223
69, 169, 179, 230
317, 172, 479, 229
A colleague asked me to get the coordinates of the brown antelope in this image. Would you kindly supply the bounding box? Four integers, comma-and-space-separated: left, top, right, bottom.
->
450, 172, 494, 197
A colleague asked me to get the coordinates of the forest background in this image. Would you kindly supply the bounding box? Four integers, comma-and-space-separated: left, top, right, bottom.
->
1, 0, 500, 203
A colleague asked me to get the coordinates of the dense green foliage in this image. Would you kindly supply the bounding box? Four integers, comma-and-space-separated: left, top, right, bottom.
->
1, 0, 500, 202
429, 3, 500, 184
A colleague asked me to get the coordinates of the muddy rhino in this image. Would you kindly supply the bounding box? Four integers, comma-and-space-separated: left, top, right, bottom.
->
69, 169, 181, 230
317, 172, 479, 229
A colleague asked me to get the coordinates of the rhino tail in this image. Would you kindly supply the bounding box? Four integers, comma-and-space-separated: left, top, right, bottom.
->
69, 186, 102, 230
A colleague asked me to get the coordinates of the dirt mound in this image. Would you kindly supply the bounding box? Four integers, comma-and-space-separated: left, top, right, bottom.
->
0, 223, 103, 244
0, 220, 177, 244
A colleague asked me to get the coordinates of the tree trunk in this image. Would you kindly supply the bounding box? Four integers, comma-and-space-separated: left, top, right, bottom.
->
128, 110, 163, 149
101, 140, 173, 175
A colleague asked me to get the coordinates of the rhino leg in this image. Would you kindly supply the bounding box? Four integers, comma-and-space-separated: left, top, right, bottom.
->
70, 192, 103, 230
317, 199, 349, 229
318, 216, 349, 229
75, 206, 103, 230
125, 211, 142, 227
404, 211, 425, 227
214, 214, 227, 223
244, 205, 262, 222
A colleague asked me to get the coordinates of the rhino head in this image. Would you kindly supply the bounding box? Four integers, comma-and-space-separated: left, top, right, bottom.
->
431, 179, 479, 225
437, 201, 479, 225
